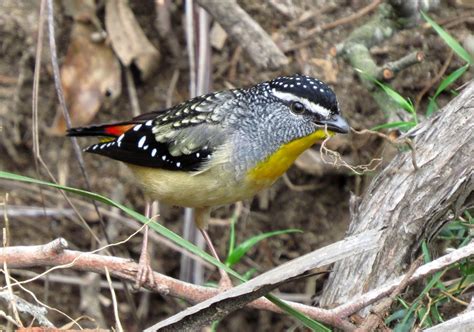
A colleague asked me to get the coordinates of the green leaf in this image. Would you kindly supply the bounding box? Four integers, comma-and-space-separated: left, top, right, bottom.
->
371, 121, 416, 131
225, 229, 302, 267
394, 310, 416, 332
376, 81, 416, 115
385, 309, 407, 325
431, 304, 443, 324
421, 241, 431, 264
0, 171, 328, 330
427, 65, 470, 116
421, 11, 473, 64
427, 98, 438, 117
242, 267, 258, 280
266, 295, 331, 332
227, 209, 239, 259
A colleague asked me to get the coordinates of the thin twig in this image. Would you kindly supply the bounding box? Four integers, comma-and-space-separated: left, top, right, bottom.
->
105, 267, 124, 332
320, 127, 383, 175
285, 0, 381, 52
415, 50, 454, 109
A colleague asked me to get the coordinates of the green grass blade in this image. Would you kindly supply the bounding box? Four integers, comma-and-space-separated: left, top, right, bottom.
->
1, 171, 328, 330
227, 209, 239, 259
431, 303, 443, 324
427, 65, 469, 116
371, 121, 416, 131
266, 295, 331, 332
393, 310, 416, 332
225, 229, 302, 267
421, 241, 431, 264
376, 82, 416, 115
386, 309, 407, 325
421, 11, 473, 64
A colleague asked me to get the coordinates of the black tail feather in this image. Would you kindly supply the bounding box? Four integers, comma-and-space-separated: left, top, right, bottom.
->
66, 122, 136, 138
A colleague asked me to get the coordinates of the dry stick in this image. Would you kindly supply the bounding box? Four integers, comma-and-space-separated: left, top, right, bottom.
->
355, 256, 424, 332
45, 0, 142, 324
2, 239, 473, 329
196, 0, 287, 69
285, 0, 382, 52
415, 50, 454, 110
378, 51, 425, 81
308, 0, 381, 35
3, 226, 147, 290
286, 4, 337, 28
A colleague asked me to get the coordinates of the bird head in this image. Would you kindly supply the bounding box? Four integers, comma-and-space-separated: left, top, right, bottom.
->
266, 75, 349, 134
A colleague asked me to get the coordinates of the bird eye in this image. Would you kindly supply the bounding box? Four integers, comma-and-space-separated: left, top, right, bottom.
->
290, 102, 305, 114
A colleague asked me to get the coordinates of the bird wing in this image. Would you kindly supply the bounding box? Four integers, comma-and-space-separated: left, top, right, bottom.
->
76, 90, 237, 172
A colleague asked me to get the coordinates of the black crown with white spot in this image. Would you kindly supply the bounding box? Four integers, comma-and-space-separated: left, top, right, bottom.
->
269, 75, 339, 115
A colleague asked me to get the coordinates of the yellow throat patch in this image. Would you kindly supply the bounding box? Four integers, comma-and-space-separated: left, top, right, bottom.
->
247, 129, 332, 185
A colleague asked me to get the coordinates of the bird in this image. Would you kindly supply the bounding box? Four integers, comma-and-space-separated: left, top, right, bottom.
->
67, 75, 349, 286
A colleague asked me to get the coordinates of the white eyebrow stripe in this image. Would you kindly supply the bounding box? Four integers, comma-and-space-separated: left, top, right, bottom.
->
271, 89, 331, 118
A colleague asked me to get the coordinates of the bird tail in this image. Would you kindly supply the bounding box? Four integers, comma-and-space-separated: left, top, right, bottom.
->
66, 122, 136, 138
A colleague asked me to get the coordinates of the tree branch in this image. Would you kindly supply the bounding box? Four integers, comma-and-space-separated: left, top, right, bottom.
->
321, 81, 474, 307
2, 237, 473, 330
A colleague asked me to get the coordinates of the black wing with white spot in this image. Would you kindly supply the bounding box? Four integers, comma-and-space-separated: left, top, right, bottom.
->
86, 121, 213, 171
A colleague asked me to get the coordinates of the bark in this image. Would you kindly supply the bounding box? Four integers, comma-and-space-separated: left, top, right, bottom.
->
321, 81, 474, 307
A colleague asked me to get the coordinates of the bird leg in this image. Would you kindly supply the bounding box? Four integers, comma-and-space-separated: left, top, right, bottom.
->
196, 207, 233, 290
135, 202, 156, 289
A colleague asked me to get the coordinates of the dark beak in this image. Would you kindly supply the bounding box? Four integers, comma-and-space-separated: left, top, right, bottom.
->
319, 114, 350, 134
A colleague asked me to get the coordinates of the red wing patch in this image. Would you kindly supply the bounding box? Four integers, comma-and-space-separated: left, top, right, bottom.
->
103, 124, 135, 137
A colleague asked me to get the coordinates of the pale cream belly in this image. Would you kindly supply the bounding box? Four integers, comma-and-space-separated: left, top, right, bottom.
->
128, 164, 270, 208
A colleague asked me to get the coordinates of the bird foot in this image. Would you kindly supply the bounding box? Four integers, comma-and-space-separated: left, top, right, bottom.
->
134, 240, 156, 290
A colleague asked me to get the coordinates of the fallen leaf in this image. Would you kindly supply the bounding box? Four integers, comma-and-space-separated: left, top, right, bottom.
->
105, 0, 160, 80
48, 19, 121, 136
